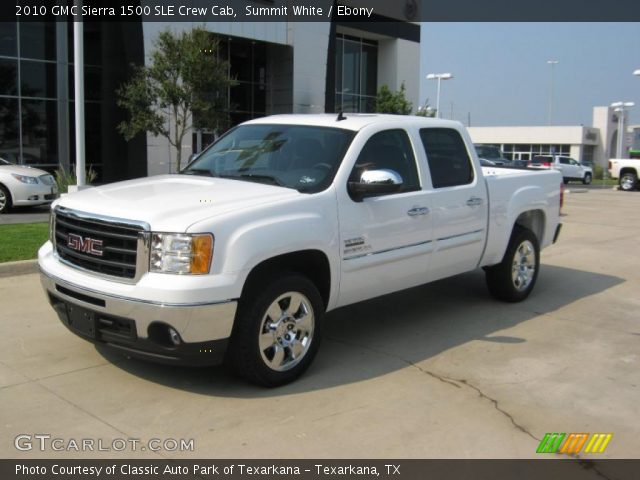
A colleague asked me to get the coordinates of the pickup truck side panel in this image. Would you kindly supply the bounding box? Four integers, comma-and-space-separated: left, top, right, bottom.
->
480, 169, 561, 267
187, 191, 341, 310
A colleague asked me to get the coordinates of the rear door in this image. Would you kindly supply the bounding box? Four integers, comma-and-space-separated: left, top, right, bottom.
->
418, 128, 489, 281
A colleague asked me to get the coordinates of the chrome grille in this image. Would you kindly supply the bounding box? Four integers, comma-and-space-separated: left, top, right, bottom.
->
54, 208, 145, 280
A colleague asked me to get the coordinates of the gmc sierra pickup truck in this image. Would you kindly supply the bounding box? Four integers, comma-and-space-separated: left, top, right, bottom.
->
608, 158, 639, 191
39, 115, 563, 386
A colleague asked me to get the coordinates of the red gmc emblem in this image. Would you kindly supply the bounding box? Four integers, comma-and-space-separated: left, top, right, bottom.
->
67, 233, 104, 257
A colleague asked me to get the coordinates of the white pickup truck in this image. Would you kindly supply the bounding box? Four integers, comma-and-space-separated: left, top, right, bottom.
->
39, 115, 563, 386
608, 158, 639, 191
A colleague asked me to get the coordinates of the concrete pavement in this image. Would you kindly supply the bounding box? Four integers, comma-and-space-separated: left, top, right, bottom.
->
1, 189, 639, 461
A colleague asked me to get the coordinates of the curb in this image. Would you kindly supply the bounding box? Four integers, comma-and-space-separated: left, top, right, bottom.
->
0, 259, 38, 278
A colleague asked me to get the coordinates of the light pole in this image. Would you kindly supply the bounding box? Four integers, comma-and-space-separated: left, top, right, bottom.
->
611, 101, 634, 158
547, 60, 559, 125
426, 73, 453, 119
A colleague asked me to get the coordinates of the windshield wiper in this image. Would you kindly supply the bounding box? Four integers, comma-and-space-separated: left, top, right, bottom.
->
218, 173, 287, 187
181, 168, 213, 177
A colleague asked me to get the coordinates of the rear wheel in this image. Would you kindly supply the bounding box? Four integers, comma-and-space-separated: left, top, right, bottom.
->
226, 273, 324, 387
485, 226, 540, 302
619, 172, 637, 191
0, 185, 12, 214
582, 173, 592, 185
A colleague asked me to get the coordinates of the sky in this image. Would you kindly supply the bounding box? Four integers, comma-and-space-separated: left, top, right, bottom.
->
419, 23, 640, 127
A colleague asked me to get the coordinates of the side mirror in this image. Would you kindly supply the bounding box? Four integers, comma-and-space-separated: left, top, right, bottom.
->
348, 169, 403, 202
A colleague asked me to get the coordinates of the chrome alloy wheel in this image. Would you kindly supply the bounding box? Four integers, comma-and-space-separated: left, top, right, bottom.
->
620, 175, 636, 191
511, 240, 536, 292
0, 189, 6, 211
259, 292, 315, 372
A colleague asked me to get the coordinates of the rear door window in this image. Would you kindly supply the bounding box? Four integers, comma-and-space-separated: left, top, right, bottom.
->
420, 128, 474, 188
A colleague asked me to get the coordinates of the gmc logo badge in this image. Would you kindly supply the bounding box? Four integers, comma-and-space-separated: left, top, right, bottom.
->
67, 233, 104, 257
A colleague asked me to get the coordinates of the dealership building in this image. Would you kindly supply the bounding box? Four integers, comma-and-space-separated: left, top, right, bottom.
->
468, 106, 634, 167
0, 0, 420, 182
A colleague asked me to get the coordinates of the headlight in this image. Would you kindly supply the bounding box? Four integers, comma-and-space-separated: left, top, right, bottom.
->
150, 233, 213, 274
12, 173, 38, 184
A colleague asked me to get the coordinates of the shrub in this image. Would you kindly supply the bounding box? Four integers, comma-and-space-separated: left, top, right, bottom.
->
55, 166, 97, 194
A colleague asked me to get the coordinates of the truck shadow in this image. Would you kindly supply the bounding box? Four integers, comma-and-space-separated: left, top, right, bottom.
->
96, 264, 623, 396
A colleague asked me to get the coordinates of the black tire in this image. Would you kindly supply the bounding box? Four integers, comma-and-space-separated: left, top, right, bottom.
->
582, 173, 592, 185
485, 226, 540, 302
0, 184, 12, 214
226, 272, 324, 387
619, 172, 637, 192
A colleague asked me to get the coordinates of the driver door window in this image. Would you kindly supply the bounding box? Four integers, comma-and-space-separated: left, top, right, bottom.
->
349, 129, 421, 194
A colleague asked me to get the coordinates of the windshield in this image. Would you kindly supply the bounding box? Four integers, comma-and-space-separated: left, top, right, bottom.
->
182, 124, 356, 193
0, 157, 11, 165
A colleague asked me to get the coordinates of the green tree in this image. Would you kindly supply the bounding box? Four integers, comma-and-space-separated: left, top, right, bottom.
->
117, 27, 234, 170
374, 82, 413, 115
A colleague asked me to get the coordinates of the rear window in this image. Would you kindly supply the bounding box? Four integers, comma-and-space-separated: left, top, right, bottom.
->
420, 128, 474, 188
532, 156, 552, 164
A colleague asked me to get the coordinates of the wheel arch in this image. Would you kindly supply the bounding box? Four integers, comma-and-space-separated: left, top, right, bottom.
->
620, 167, 638, 177
241, 250, 332, 310
514, 209, 545, 244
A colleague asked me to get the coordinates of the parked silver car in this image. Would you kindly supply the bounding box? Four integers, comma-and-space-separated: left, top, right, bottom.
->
0, 157, 58, 213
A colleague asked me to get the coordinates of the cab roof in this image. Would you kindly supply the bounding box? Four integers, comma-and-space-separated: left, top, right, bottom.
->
244, 114, 462, 132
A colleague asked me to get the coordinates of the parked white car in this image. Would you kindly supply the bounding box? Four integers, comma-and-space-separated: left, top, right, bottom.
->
39, 114, 562, 386
528, 155, 593, 185
0, 157, 58, 213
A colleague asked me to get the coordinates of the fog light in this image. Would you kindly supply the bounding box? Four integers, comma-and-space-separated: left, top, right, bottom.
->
168, 327, 181, 346
28, 195, 39, 200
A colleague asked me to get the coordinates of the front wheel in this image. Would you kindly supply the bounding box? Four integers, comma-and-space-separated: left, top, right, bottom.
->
582, 173, 592, 185
226, 273, 324, 387
619, 172, 637, 191
0, 185, 12, 214
485, 226, 540, 302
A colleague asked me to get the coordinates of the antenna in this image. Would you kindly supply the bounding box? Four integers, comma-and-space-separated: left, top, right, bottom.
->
336, 111, 346, 121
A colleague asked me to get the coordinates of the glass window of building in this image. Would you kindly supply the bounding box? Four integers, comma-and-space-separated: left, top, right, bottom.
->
335, 35, 378, 113
19, 22, 56, 61
0, 22, 17, 57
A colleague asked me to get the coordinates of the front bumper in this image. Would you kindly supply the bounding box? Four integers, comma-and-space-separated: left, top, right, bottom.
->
40, 271, 237, 366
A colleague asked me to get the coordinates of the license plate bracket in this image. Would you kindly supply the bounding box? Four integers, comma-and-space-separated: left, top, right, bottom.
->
66, 304, 97, 339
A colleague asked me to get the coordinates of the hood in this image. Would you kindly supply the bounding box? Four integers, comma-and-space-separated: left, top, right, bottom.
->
56, 174, 300, 231
0, 164, 51, 177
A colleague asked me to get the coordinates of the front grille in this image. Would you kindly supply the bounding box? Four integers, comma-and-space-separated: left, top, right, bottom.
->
54, 209, 143, 279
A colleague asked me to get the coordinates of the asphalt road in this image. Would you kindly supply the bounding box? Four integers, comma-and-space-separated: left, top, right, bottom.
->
0, 205, 50, 225
1, 190, 639, 465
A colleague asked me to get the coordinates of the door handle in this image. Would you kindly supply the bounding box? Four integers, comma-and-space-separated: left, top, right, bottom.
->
466, 197, 484, 207
407, 206, 430, 217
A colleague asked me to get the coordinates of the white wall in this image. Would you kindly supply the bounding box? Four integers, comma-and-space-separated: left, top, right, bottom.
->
468, 126, 589, 145
289, 21, 332, 113
377, 38, 420, 112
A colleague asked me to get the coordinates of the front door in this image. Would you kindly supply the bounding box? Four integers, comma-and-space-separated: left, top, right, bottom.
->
337, 128, 434, 307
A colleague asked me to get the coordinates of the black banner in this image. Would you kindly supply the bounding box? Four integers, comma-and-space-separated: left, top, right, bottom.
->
4, 0, 640, 22
2, 459, 640, 480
